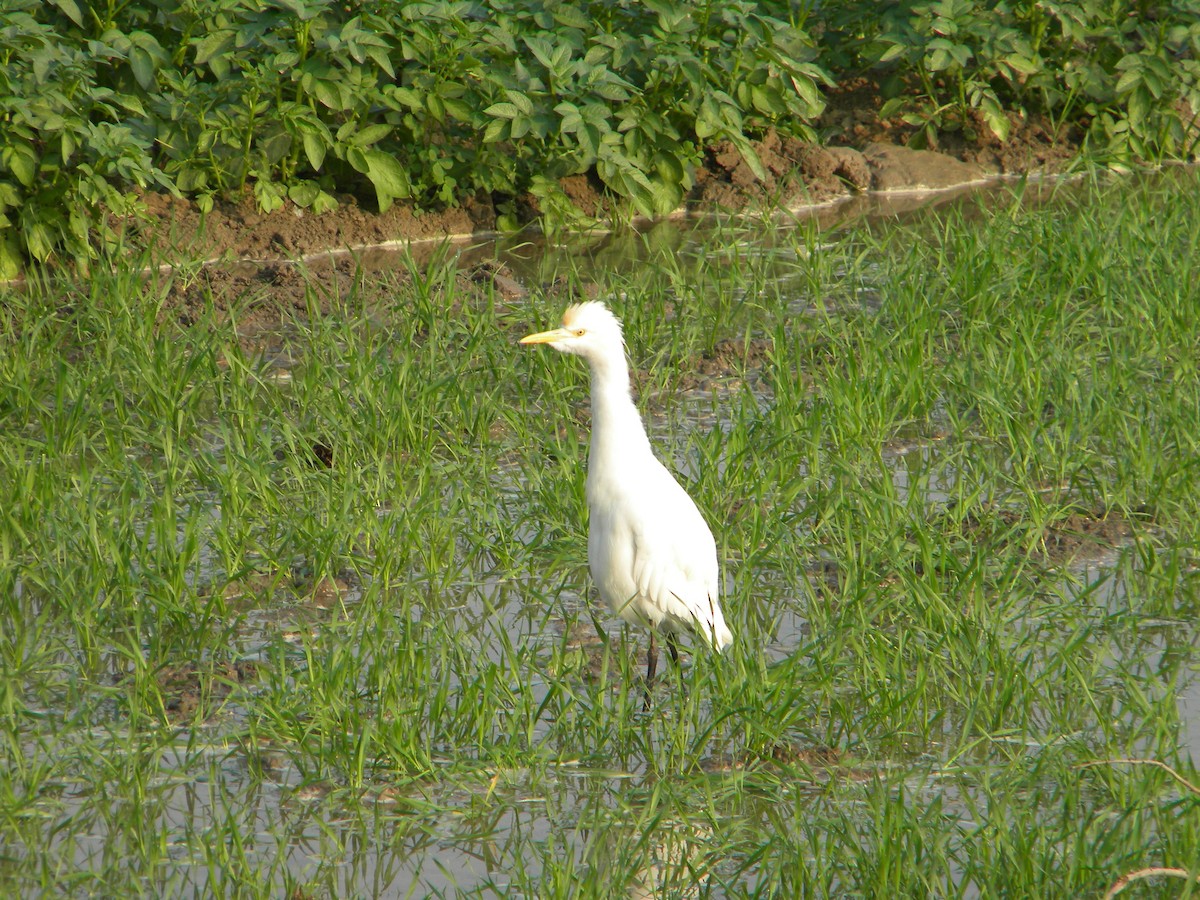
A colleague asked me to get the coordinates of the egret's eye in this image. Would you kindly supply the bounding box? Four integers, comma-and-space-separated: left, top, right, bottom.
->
573, 328, 585, 337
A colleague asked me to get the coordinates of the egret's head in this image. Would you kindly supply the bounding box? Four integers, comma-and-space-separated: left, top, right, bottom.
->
519, 301, 625, 360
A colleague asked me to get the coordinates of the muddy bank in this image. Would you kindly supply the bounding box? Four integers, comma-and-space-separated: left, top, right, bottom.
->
130, 81, 1080, 261
118, 80, 1092, 331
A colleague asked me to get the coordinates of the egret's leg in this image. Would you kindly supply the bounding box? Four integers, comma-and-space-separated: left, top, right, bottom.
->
643, 633, 659, 711
666, 633, 680, 666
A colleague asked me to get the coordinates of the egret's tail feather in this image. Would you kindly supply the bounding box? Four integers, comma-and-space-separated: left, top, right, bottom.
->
704, 595, 733, 652
710, 619, 733, 652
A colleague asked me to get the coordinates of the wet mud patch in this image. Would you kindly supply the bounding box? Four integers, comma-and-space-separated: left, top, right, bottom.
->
956, 505, 1140, 567
1039, 510, 1137, 565
134, 188, 497, 264
690, 130, 864, 210
297, 573, 354, 609
703, 740, 841, 775
162, 252, 394, 333
153, 660, 259, 723
556, 622, 612, 681
695, 336, 774, 378
466, 259, 530, 302
166, 252, 529, 351
930, 107, 1080, 176
555, 621, 660, 688
220, 569, 283, 607
760, 741, 841, 768
703, 741, 883, 783
881, 425, 951, 458
635, 337, 776, 399
804, 558, 845, 597
217, 567, 359, 643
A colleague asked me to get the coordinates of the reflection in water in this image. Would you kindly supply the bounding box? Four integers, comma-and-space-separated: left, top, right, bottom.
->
624, 818, 714, 900
581, 799, 716, 900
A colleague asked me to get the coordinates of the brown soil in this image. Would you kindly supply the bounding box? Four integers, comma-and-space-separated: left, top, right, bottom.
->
702, 741, 841, 774
135, 188, 496, 263
114, 77, 1083, 328
154, 660, 259, 723
661, 336, 776, 394
964, 506, 1139, 566
299, 574, 353, 608
697, 337, 774, 375
1039, 510, 1136, 564
820, 77, 1080, 174
161, 250, 536, 339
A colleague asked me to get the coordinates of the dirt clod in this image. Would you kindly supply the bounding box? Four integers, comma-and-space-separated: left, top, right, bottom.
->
863, 143, 987, 192
304, 575, 351, 608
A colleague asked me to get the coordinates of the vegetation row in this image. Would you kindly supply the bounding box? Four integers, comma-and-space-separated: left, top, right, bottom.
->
4, 0, 1199, 272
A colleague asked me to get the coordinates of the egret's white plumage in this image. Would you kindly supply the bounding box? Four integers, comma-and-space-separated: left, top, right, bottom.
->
520, 302, 732, 686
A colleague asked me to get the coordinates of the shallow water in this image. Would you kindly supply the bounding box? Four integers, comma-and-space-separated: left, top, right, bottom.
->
36, 447, 1190, 896
22, 515, 1196, 897
11, 169, 1200, 897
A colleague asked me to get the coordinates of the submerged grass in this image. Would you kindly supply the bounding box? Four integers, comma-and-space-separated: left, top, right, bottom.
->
2, 170, 1199, 897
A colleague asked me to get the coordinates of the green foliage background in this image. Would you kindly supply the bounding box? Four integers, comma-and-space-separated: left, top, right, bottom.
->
2, 0, 1199, 272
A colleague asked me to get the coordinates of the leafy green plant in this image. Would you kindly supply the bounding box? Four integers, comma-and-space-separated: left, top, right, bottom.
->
837, 0, 1200, 159
0, 0, 835, 266
2, 0, 1200, 271
1016, 0, 1200, 160
386, 0, 831, 220
0, 1, 171, 272
867, 0, 1040, 143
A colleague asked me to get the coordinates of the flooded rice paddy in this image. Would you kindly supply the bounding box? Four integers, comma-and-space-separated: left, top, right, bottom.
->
2, 170, 1199, 897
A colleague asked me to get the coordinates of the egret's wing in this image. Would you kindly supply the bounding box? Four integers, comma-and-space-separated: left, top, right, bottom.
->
624, 461, 727, 647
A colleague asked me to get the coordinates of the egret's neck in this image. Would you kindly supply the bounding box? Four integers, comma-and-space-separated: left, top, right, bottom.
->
587, 348, 651, 477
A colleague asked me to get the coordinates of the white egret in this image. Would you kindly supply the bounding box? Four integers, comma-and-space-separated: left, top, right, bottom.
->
520, 302, 732, 696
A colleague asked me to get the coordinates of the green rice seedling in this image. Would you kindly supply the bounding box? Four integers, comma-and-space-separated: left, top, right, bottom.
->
2, 171, 1200, 896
